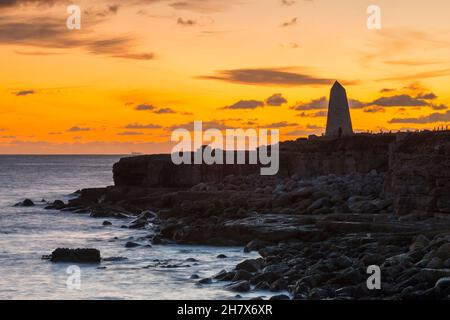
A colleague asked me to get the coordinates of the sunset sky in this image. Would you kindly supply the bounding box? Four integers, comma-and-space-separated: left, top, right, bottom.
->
1, 0, 450, 154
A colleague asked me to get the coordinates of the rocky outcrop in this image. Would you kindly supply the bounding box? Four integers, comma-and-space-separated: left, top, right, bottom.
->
44, 248, 101, 263
113, 134, 395, 188
385, 131, 450, 217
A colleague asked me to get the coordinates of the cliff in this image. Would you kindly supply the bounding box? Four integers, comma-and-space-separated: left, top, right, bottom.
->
385, 131, 450, 216
113, 134, 396, 188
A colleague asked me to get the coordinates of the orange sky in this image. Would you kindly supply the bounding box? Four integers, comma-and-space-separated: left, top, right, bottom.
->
1, 0, 450, 154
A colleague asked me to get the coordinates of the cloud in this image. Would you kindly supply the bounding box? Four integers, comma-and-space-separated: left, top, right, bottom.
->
154, 108, 177, 114
168, 0, 240, 13
378, 68, 450, 82
389, 110, 450, 124
0, 16, 155, 60
125, 123, 162, 130
117, 131, 144, 136
222, 100, 264, 110
167, 120, 229, 131
198, 68, 333, 87
297, 111, 327, 118
177, 17, 196, 26
416, 92, 437, 100
380, 88, 395, 93
265, 121, 297, 128
368, 94, 428, 107
430, 104, 448, 111
281, 0, 297, 6
292, 97, 327, 111
364, 106, 385, 113
67, 126, 90, 132
281, 17, 298, 28
306, 124, 323, 130
15, 90, 35, 96
135, 104, 156, 111
265, 93, 287, 106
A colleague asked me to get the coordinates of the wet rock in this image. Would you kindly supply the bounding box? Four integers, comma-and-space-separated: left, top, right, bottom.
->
213, 270, 228, 280
427, 257, 443, 269
236, 259, 263, 273
434, 243, 450, 260
15, 199, 35, 207
226, 280, 251, 292
198, 278, 212, 285
217, 254, 227, 259
47, 248, 101, 263
190, 274, 200, 279
254, 282, 270, 291
103, 256, 127, 262
269, 294, 290, 300
244, 240, 270, 253
250, 272, 279, 285
186, 258, 198, 262
45, 200, 65, 209
102, 221, 112, 226
129, 218, 147, 229
151, 235, 163, 245
270, 278, 288, 291
125, 241, 140, 248
232, 270, 253, 281
435, 277, 450, 294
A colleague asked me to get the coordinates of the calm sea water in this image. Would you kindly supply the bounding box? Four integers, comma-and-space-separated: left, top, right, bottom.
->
0, 155, 259, 300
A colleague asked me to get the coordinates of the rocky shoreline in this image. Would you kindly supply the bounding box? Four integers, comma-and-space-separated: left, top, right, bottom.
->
45, 131, 450, 299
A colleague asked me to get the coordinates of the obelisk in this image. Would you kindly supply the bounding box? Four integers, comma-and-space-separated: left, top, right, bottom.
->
325, 81, 353, 137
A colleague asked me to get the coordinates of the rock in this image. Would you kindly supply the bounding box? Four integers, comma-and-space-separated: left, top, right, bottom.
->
244, 240, 270, 253
190, 274, 200, 279
15, 199, 35, 207
125, 241, 140, 248
186, 258, 198, 262
226, 280, 251, 292
410, 235, 430, 251
434, 243, 450, 260
269, 294, 290, 300
270, 278, 288, 291
250, 272, 279, 285
236, 259, 263, 273
307, 197, 331, 212
102, 221, 112, 226
435, 277, 450, 294
232, 270, 253, 281
129, 218, 147, 229
151, 235, 162, 245
217, 254, 227, 259
427, 257, 443, 269
198, 278, 212, 285
254, 282, 270, 291
45, 200, 65, 209
103, 256, 127, 262
47, 248, 101, 263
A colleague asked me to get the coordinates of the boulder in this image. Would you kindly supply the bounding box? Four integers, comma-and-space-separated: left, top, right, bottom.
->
47, 248, 101, 263
225, 280, 251, 292
15, 199, 35, 207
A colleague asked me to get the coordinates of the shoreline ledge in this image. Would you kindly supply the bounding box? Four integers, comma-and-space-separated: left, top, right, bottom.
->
51, 131, 450, 299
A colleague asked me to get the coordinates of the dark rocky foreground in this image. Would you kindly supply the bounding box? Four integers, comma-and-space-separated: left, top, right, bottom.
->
47, 131, 450, 299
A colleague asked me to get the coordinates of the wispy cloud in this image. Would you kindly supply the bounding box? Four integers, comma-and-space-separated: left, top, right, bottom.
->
389, 110, 450, 124
199, 68, 334, 87
125, 123, 162, 130
15, 90, 35, 96
67, 126, 90, 132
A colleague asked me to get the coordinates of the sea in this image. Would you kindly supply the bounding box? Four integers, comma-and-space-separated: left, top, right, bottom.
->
0, 155, 260, 300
